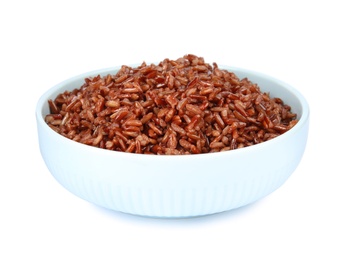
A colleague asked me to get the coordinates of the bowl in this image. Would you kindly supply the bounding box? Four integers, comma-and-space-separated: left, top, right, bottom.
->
36, 64, 309, 218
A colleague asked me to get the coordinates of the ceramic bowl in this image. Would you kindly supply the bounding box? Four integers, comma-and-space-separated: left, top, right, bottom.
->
36, 65, 309, 218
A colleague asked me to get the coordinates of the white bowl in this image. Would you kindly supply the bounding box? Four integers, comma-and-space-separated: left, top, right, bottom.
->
36, 65, 309, 218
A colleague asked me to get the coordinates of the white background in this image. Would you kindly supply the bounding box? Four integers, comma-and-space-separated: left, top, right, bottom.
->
1, 0, 343, 259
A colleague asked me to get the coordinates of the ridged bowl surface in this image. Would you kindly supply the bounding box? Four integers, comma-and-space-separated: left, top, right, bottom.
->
36, 65, 309, 218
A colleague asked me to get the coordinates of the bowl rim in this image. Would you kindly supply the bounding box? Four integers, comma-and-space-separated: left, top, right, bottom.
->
36, 65, 310, 160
